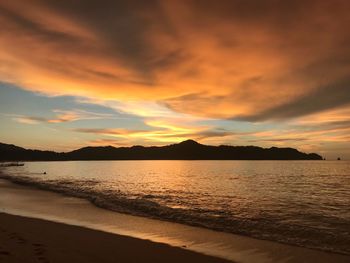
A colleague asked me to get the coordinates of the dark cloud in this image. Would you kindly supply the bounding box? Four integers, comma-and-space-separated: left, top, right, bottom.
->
235, 78, 350, 121
161, 93, 227, 118
0, 0, 183, 85
0, 5, 79, 44
40, 0, 179, 78
195, 130, 234, 140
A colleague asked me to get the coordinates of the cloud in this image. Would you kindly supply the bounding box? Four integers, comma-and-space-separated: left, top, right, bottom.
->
14, 116, 48, 124
88, 138, 130, 147
12, 109, 114, 124
74, 128, 148, 136
239, 106, 350, 149
74, 118, 234, 144
248, 138, 308, 143
234, 78, 350, 121
0, 0, 349, 121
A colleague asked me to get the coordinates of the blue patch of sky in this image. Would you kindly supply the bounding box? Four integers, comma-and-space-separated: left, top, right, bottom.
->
0, 83, 149, 130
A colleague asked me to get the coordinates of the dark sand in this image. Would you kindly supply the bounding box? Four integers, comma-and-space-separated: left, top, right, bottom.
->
0, 213, 231, 263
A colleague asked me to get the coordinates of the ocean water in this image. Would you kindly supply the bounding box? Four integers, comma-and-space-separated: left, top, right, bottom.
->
1, 160, 350, 255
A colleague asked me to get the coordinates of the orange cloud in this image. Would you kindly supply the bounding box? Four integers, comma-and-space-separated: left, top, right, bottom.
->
0, 0, 350, 121
74, 118, 233, 145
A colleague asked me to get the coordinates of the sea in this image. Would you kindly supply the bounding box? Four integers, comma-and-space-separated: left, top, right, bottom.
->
1, 160, 349, 255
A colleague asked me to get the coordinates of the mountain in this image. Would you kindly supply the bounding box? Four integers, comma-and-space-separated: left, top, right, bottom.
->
0, 140, 323, 161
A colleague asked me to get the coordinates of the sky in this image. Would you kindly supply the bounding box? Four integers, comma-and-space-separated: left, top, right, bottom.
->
0, 0, 350, 159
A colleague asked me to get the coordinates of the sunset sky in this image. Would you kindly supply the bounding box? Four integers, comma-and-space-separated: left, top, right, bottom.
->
1, 0, 350, 159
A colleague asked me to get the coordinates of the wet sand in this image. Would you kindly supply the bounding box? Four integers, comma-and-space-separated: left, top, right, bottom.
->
0, 177, 349, 263
0, 212, 230, 263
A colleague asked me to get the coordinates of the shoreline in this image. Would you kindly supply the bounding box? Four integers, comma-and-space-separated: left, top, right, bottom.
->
1, 177, 349, 263
1, 167, 349, 256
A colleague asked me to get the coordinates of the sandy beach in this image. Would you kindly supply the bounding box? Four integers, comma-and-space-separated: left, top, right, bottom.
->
0, 212, 230, 263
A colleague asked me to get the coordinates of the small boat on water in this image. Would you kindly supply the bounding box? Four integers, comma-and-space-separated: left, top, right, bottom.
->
0, 162, 25, 167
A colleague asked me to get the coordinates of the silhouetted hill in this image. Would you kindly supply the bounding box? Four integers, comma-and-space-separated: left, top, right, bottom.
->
0, 140, 323, 161
0, 142, 64, 161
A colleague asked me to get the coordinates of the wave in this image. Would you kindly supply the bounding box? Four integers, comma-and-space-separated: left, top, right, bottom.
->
0, 172, 349, 255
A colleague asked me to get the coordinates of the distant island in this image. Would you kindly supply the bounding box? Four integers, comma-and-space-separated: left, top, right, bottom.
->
0, 140, 323, 161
